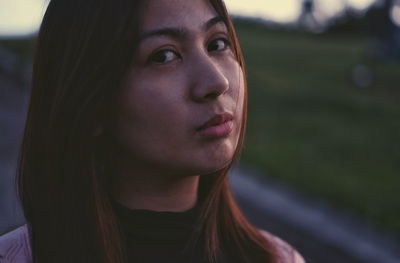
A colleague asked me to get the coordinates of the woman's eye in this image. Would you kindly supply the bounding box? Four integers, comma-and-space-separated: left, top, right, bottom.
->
149, 50, 179, 64
208, 38, 230, 52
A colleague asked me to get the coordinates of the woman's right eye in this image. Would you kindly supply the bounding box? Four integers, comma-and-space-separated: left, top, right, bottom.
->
149, 50, 180, 64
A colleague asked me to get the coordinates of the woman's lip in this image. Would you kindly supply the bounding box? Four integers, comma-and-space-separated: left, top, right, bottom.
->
196, 120, 234, 138
197, 112, 234, 131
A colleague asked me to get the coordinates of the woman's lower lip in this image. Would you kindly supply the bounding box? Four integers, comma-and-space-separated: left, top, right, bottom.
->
197, 120, 233, 138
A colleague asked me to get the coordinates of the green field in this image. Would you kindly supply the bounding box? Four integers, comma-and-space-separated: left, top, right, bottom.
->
1, 22, 399, 235
235, 22, 400, 235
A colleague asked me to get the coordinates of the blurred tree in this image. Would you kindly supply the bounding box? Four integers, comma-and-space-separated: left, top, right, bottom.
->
365, 0, 400, 60
298, 0, 322, 32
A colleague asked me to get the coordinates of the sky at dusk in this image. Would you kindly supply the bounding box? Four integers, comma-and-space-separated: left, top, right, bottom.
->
0, 0, 381, 36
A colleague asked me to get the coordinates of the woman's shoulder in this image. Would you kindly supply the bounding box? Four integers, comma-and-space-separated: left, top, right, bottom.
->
258, 229, 306, 263
0, 224, 32, 263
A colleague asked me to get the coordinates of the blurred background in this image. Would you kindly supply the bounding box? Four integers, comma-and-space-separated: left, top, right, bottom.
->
0, 0, 399, 262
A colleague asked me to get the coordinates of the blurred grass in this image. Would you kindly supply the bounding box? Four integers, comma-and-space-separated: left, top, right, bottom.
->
235, 22, 400, 235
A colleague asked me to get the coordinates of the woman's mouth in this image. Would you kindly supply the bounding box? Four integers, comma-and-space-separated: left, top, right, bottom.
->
196, 112, 234, 139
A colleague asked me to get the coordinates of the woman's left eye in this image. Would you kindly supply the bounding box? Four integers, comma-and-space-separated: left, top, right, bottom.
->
149, 50, 179, 64
208, 38, 230, 52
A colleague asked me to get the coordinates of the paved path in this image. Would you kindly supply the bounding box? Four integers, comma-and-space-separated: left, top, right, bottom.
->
0, 74, 28, 234
0, 46, 31, 233
229, 165, 400, 263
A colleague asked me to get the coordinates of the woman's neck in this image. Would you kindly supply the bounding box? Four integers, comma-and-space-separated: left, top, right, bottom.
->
111, 164, 200, 212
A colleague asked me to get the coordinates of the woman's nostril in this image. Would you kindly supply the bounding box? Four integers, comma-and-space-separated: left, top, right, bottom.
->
205, 92, 219, 100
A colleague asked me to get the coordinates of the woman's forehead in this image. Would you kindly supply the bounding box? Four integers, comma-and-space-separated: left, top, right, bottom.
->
141, 0, 218, 32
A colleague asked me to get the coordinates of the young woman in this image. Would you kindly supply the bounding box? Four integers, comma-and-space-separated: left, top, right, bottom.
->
0, 0, 305, 262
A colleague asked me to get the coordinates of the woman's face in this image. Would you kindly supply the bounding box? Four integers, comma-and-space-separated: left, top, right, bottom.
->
116, 0, 245, 176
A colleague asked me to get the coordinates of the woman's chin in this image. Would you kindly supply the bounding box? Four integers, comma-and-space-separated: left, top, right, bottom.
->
193, 141, 237, 174
190, 154, 234, 175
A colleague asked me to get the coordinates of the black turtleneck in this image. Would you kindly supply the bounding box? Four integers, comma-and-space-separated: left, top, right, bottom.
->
111, 199, 206, 263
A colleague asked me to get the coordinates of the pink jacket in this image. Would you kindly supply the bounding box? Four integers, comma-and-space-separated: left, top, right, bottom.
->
0, 225, 32, 263
0, 224, 304, 263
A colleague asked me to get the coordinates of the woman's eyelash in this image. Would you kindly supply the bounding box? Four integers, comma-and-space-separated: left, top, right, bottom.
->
147, 37, 231, 65
148, 49, 180, 64
208, 37, 231, 52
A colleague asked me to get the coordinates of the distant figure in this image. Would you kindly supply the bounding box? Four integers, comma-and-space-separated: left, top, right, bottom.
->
303, 0, 314, 13
298, 0, 321, 32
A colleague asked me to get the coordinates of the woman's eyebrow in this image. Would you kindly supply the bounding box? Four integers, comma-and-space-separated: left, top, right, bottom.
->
139, 16, 225, 41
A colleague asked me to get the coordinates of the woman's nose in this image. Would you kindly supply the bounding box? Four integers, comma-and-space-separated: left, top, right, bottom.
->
189, 55, 229, 103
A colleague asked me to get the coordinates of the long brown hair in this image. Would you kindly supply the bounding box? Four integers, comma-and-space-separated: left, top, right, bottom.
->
17, 0, 279, 262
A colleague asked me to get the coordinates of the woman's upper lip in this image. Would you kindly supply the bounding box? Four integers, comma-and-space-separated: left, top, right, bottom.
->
197, 112, 234, 131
